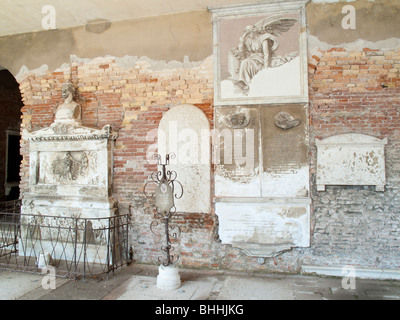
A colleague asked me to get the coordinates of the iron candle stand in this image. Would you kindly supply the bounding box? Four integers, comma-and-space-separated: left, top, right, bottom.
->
144, 153, 183, 266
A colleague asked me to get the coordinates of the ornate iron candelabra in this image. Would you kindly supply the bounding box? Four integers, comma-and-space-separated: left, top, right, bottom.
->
144, 153, 183, 266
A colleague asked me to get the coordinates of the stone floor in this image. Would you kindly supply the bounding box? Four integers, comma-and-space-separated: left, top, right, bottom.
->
1, 263, 400, 301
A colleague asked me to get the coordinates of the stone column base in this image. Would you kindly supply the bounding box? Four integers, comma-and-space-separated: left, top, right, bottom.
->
156, 264, 181, 290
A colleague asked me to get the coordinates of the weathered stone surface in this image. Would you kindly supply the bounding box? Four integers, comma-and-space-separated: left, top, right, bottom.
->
21, 84, 119, 263
215, 199, 310, 257
158, 104, 211, 214
274, 111, 301, 130
316, 134, 387, 192
214, 106, 259, 197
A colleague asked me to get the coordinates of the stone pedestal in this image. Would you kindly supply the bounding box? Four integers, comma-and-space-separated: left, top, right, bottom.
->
156, 264, 181, 290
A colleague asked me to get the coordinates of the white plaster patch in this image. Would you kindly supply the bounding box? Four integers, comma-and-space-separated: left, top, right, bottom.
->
54, 63, 71, 72
115, 55, 205, 71
16, 64, 49, 83
308, 34, 400, 53
15, 54, 211, 83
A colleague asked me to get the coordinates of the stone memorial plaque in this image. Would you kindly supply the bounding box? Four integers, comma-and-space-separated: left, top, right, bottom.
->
211, 1, 309, 106
158, 104, 211, 213
316, 133, 387, 191
214, 106, 260, 197
261, 104, 309, 198
216, 199, 310, 257
261, 105, 307, 172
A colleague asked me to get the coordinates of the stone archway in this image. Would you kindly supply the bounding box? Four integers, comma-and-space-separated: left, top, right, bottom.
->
0, 68, 23, 200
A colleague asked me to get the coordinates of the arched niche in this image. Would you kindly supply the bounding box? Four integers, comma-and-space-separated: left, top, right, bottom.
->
158, 104, 211, 214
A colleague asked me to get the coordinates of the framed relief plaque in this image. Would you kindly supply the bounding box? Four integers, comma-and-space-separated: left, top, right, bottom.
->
211, 0, 309, 106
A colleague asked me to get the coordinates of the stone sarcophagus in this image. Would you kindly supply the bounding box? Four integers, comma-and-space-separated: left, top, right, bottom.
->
21, 83, 119, 264
22, 123, 118, 217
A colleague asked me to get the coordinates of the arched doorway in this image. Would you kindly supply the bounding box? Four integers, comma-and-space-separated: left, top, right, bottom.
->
0, 68, 23, 201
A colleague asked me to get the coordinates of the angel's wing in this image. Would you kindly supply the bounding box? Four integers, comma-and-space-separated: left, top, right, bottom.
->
254, 15, 298, 37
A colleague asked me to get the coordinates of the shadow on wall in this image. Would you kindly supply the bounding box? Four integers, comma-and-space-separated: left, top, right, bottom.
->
0, 69, 23, 201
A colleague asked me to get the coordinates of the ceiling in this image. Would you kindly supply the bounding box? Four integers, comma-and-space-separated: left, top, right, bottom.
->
0, 0, 263, 37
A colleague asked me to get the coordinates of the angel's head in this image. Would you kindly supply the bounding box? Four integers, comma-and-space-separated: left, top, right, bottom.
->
265, 26, 274, 34
243, 25, 257, 36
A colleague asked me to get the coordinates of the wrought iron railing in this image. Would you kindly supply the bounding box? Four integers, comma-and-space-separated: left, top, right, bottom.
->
0, 202, 132, 280
0, 199, 21, 214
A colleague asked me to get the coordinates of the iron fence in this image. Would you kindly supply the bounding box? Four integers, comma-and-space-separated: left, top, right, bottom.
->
0, 201, 132, 280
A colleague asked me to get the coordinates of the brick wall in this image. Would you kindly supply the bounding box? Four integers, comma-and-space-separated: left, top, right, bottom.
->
17, 44, 400, 273
305, 47, 400, 269
19, 56, 227, 269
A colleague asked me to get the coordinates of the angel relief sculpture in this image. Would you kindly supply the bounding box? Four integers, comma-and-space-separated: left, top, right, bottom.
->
228, 15, 298, 96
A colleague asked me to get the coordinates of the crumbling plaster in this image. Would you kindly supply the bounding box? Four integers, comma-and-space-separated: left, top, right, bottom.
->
1, 1, 400, 79
1, 11, 213, 77
307, 0, 400, 46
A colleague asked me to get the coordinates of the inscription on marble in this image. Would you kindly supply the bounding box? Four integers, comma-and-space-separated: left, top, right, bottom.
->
215, 106, 259, 189
262, 105, 307, 172
216, 201, 310, 257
